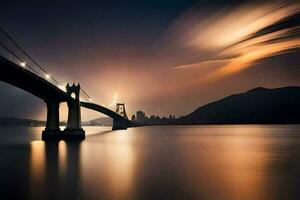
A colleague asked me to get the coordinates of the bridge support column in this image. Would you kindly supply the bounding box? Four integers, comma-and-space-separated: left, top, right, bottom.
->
113, 103, 130, 130
112, 118, 128, 130
42, 101, 61, 140
62, 83, 85, 139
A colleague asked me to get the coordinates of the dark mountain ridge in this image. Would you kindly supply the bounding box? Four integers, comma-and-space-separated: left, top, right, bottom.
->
0, 117, 45, 127
178, 86, 300, 124
0, 116, 111, 127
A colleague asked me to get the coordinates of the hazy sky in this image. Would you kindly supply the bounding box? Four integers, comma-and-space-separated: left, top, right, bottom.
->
0, 0, 299, 121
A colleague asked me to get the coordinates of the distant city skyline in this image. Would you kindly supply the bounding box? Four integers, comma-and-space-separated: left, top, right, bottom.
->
0, 0, 299, 121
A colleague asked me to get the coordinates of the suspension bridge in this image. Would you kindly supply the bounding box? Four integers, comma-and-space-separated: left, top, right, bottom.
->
0, 26, 133, 140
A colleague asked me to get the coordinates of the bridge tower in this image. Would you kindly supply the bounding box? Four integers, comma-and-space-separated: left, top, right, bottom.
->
113, 103, 129, 130
116, 103, 128, 119
63, 83, 85, 139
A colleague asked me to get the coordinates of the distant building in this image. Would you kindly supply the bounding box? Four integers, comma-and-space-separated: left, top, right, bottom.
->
169, 115, 176, 120
136, 111, 146, 122
135, 110, 176, 125
150, 115, 156, 120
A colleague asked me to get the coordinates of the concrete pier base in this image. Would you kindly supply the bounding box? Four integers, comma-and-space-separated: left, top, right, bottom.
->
112, 119, 128, 130
42, 129, 61, 141
62, 129, 85, 140
42, 129, 85, 141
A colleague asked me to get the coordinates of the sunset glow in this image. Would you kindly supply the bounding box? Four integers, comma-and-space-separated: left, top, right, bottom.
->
107, 93, 118, 108
0, 0, 299, 120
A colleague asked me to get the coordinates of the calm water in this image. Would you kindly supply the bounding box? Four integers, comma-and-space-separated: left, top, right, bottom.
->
0, 125, 300, 200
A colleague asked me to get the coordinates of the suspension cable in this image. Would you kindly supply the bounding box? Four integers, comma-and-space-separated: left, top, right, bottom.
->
0, 40, 40, 75
0, 25, 94, 102
0, 26, 62, 86
80, 87, 93, 101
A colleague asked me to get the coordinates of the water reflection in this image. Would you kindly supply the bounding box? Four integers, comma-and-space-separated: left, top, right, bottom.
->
0, 125, 300, 200
30, 141, 45, 199
0, 144, 31, 199
29, 140, 82, 199
81, 130, 136, 200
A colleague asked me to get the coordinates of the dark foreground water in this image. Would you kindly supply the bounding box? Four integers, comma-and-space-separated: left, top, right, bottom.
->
0, 125, 300, 200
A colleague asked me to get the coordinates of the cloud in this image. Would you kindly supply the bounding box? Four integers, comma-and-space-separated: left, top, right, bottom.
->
171, 0, 300, 81
205, 38, 300, 81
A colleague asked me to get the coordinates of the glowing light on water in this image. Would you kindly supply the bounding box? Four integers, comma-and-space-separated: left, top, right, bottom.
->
30, 141, 45, 186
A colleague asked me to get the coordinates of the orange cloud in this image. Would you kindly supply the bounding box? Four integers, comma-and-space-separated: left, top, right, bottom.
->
205, 38, 300, 81
172, 0, 300, 82
183, 1, 300, 50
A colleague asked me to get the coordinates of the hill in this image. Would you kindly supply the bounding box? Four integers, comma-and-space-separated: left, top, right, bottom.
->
178, 87, 300, 124
0, 117, 45, 127
0, 116, 112, 127
83, 117, 112, 126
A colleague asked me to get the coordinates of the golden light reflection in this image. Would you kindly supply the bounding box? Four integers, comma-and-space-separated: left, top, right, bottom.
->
178, 125, 271, 200
104, 144, 135, 192
81, 133, 136, 199
29, 140, 45, 198
30, 141, 45, 183
216, 127, 269, 200
58, 140, 67, 176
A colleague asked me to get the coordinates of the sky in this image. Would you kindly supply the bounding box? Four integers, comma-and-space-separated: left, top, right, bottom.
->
0, 0, 299, 121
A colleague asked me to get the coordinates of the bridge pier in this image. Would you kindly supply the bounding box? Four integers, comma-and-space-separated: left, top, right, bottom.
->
42, 101, 61, 140
80, 101, 132, 131
62, 83, 85, 139
112, 118, 128, 130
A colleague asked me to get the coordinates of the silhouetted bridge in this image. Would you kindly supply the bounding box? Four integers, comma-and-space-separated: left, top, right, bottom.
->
0, 40, 132, 140
81, 102, 131, 130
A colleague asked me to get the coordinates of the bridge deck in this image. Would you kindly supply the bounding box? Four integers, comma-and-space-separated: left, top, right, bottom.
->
80, 101, 126, 120
0, 56, 70, 102
0, 55, 131, 128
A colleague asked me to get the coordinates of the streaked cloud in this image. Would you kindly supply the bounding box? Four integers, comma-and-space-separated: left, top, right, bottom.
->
171, 0, 300, 81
